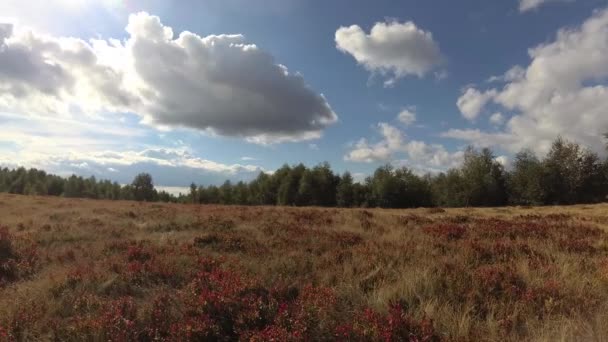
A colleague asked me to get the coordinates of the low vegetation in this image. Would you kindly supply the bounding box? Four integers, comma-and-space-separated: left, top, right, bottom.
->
1, 194, 608, 341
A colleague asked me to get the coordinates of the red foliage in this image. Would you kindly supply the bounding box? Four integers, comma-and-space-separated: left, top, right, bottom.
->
0, 226, 39, 286
126, 245, 152, 262
473, 264, 526, 299
100, 297, 138, 342
248, 325, 294, 341
330, 231, 364, 247
4, 302, 46, 341
0, 226, 16, 285
467, 239, 544, 264
399, 214, 433, 226
558, 238, 596, 253
56, 249, 76, 263
335, 302, 440, 342
424, 224, 467, 240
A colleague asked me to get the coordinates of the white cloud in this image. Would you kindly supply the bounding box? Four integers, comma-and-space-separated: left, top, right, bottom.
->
441, 128, 520, 149
489, 112, 505, 126
434, 70, 449, 81
335, 20, 443, 83
448, 9, 608, 156
0, 112, 264, 186
456, 88, 497, 121
0, 144, 264, 186
487, 65, 525, 83
0, 12, 337, 144
90, 148, 263, 174
519, 0, 571, 12
345, 123, 463, 172
240, 156, 258, 161
71, 162, 90, 169
494, 155, 511, 169
397, 109, 417, 126
155, 186, 191, 196
351, 172, 367, 184
402, 141, 465, 172
345, 123, 403, 162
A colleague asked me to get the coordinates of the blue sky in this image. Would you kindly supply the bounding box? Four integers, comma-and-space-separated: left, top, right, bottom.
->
1, 0, 608, 191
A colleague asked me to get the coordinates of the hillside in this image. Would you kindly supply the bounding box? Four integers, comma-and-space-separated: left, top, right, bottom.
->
1, 194, 608, 341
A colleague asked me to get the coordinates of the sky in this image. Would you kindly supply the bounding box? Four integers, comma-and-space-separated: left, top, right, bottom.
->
1, 0, 608, 192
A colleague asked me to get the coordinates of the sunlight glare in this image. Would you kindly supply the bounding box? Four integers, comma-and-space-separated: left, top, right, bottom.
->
59, 0, 87, 9
57, 0, 126, 11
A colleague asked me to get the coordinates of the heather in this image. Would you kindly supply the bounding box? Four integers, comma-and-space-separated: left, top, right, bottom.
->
1, 194, 608, 341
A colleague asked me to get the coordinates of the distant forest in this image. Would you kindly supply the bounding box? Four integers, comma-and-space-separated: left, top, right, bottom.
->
1, 137, 608, 208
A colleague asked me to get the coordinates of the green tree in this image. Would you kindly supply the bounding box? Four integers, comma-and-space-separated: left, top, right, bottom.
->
277, 164, 305, 206
311, 162, 338, 206
336, 172, 354, 207
368, 165, 401, 208
8, 173, 26, 194
352, 182, 370, 207
431, 170, 466, 207
197, 185, 208, 204
157, 190, 174, 203
64, 175, 84, 198
236, 181, 251, 205
248, 172, 275, 205
189, 183, 198, 204
206, 186, 220, 204
507, 149, 545, 205
132, 173, 155, 202
297, 169, 314, 206
46, 176, 65, 196
219, 180, 233, 205
395, 168, 433, 208
460, 147, 507, 207
542, 137, 605, 204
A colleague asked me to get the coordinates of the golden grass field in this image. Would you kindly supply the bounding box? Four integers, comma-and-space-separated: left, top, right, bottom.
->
1, 193, 608, 341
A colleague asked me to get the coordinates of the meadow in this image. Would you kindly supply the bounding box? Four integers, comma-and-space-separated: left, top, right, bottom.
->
1, 193, 608, 341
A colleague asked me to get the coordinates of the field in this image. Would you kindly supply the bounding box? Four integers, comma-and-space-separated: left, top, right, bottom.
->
1, 194, 608, 341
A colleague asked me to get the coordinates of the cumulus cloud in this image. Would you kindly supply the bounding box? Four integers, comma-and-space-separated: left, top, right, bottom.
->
441, 128, 521, 149
0, 144, 264, 186
0, 12, 337, 144
487, 65, 525, 83
489, 112, 505, 126
0, 112, 264, 186
397, 109, 416, 126
345, 123, 403, 163
80, 148, 263, 175
456, 88, 497, 121
448, 8, 608, 156
345, 123, 463, 172
335, 20, 443, 84
0, 24, 136, 117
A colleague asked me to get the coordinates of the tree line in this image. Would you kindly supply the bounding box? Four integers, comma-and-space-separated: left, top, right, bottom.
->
0, 170, 178, 203
1, 137, 607, 208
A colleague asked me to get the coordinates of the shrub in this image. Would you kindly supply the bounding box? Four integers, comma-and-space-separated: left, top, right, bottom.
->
424, 224, 467, 240
0, 226, 39, 286
335, 302, 440, 342
0, 227, 17, 284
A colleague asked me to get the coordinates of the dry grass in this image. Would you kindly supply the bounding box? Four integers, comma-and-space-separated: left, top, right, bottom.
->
1, 193, 608, 341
